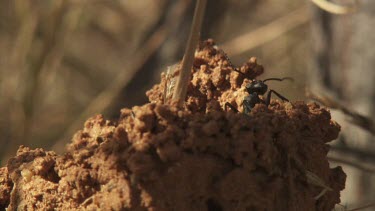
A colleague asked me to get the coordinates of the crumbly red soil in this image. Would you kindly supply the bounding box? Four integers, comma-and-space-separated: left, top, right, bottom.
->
0, 40, 345, 211
147, 39, 264, 113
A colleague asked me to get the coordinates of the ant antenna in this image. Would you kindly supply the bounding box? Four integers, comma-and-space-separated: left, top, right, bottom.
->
263, 77, 294, 82
220, 49, 245, 77
232, 68, 246, 76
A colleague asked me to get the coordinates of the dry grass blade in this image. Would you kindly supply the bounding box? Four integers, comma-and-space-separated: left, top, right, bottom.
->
314, 189, 328, 200
306, 90, 375, 136
52, 0, 191, 152
305, 170, 333, 200
328, 156, 375, 174
172, 0, 207, 106
163, 64, 178, 103
5, 3, 38, 141
311, 0, 359, 15
222, 6, 309, 57
346, 202, 375, 211
52, 26, 167, 152
331, 145, 375, 162
1, 1, 85, 161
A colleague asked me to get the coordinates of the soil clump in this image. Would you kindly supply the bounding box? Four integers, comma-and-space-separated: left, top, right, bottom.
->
0, 40, 345, 211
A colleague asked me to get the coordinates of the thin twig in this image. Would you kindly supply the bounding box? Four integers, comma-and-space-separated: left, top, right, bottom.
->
222, 6, 309, 57
330, 145, 375, 162
305, 170, 333, 196
328, 156, 375, 174
310, 0, 359, 15
346, 202, 375, 211
51, 0, 190, 152
306, 90, 375, 136
172, 0, 207, 106
3, 1, 84, 161
52, 27, 167, 152
1, 2, 38, 161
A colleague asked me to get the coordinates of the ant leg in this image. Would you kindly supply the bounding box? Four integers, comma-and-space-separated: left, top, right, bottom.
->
263, 77, 294, 82
266, 89, 289, 105
225, 102, 239, 113
243, 97, 254, 114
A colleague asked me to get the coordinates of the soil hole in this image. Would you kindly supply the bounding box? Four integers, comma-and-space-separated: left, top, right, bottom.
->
42, 167, 60, 183
206, 198, 222, 211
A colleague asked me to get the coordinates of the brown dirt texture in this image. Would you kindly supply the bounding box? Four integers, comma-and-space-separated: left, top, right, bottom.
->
0, 40, 345, 211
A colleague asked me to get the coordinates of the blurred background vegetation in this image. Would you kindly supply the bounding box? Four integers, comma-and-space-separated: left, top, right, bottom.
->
0, 0, 373, 209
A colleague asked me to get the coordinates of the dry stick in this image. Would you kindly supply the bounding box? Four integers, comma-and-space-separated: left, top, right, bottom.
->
330, 146, 375, 162
306, 90, 375, 136
4, 5, 38, 145
328, 156, 375, 174
52, 0, 190, 152
3, 1, 84, 161
346, 202, 375, 211
310, 0, 359, 15
52, 28, 167, 152
172, 0, 207, 106
222, 6, 309, 57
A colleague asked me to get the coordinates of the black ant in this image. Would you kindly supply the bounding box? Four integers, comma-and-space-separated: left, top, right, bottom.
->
225, 71, 293, 113
218, 48, 292, 113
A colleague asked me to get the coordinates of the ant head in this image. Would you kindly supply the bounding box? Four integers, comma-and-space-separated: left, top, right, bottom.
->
246, 80, 268, 95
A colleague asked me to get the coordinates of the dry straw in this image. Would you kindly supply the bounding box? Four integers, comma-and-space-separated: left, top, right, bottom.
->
51, 1, 191, 152
311, 0, 359, 15
172, 0, 207, 107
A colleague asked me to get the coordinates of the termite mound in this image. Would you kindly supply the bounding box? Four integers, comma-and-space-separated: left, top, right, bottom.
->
0, 40, 345, 211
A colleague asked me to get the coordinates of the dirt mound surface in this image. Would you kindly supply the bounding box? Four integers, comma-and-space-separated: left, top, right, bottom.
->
147, 39, 264, 113
0, 40, 345, 211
